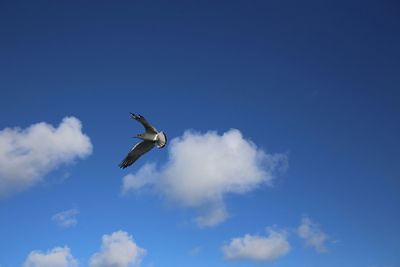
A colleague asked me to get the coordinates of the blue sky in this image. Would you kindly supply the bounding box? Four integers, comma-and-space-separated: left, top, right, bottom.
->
0, 0, 399, 266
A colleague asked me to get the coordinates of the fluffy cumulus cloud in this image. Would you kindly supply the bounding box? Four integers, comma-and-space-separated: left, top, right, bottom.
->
0, 117, 92, 197
52, 209, 79, 228
222, 227, 290, 262
297, 216, 329, 253
89, 231, 146, 267
23, 246, 78, 267
122, 129, 288, 227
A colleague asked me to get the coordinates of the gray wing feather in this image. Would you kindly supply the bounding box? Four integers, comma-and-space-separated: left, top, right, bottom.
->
130, 113, 158, 134
119, 141, 155, 169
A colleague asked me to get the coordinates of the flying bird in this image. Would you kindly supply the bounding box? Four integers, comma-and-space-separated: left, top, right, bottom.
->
119, 113, 167, 169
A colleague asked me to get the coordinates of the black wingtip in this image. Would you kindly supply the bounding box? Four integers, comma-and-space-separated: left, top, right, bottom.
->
119, 159, 128, 169
130, 112, 139, 121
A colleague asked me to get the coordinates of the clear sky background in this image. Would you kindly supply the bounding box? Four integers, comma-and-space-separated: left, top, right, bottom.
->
0, 1, 399, 267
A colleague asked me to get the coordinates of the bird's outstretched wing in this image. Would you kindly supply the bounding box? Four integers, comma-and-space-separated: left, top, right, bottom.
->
130, 113, 158, 134
119, 140, 155, 169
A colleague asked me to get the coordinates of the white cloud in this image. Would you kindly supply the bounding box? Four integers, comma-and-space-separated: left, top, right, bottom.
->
222, 227, 290, 262
122, 164, 156, 194
52, 209, 79, 228
89, 231, 146, 267
297, 216, 329, 253
0, 117, 92, 197
122, 129, 288, 227
23, 246, 78, 267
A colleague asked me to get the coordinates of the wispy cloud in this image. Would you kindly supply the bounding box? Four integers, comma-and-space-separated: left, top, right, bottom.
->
0, 117, 92, 197
89, 231, 146, 267
298, 215, 329, 253
23, 246, 78, 267
122, 129, 288, 227
188, 246, 202, 256
52, 209, 79, 228
222, 227, 290, 262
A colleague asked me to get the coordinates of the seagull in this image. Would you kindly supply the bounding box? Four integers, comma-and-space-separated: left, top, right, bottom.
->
119, 113, 167, 169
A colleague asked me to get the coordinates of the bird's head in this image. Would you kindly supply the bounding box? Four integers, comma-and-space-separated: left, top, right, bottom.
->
156, 132, 167, 148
